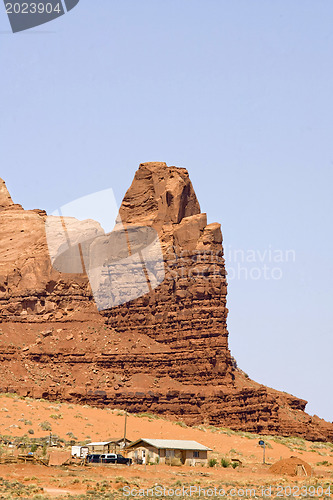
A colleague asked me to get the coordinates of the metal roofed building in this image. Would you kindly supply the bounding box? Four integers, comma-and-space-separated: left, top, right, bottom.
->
126, 438, 212, 465
86, 438, 131, 454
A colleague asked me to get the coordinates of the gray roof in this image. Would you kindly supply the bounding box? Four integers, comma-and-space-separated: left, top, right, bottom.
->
126, 438, 212, 451
86, 441, 114, 446
86, 438, 129, 446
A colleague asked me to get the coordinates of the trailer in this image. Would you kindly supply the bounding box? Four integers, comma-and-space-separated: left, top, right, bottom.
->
71, 445, 89, 458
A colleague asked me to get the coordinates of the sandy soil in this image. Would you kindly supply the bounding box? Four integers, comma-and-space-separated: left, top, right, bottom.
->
0, 394, 332, 498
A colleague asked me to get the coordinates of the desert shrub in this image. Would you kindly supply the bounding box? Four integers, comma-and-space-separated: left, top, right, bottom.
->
272, 435, 307, 451
28, 429, 34, 435
174, 421, 187, 428
165, 457, 182, 466
136, 412, 160, 420
66, 431, 77, 439
207, 425, 219, 433
221, 457, 230, 468
39, 421, 51, 431
171, 457, 182, 466
231, 461, 239, 469
50, 414, 62, 420
0, 477, 43, 497
208, 458, 217, 467
18, 418, 32, 426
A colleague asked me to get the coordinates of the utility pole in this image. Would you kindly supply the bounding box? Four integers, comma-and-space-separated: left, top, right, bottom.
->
258, 440, 265, 464
123, 410, 127, 446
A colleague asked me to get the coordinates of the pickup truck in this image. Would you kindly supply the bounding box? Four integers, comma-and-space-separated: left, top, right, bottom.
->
86, 453, 132, 465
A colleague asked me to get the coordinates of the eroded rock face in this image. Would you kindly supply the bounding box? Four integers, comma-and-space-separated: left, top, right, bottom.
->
119, 162, 201, 230
0, 178, 23, 210
0, 178, 13, 208
0, 164, 332, 442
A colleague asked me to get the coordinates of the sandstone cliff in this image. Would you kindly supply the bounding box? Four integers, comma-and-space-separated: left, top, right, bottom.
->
0, 164, 332, 442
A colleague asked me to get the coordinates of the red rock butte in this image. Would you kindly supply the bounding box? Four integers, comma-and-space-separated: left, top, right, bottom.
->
0, 163, 332, 441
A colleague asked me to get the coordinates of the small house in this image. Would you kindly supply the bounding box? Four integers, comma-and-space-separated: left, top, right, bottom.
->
126, 439, 212, 465
86, 438, 131, 454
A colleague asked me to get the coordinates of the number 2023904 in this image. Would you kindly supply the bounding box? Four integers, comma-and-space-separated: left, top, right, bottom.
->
6, 3, 62, 14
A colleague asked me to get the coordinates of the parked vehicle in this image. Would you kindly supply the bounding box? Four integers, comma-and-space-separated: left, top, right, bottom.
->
86, 453, 132, 465
112, 454, 132, 465
86, 453, 101, 463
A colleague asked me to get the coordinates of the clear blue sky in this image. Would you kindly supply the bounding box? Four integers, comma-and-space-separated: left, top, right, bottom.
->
1, 0, 332, 422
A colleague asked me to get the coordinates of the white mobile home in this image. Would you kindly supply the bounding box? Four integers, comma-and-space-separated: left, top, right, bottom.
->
71, 446, 89, 458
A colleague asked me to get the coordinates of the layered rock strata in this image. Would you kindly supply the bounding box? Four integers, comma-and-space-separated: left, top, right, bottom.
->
0, 165, 332, 442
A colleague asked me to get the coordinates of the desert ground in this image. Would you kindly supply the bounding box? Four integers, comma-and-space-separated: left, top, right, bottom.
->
0, 393, 332, 499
